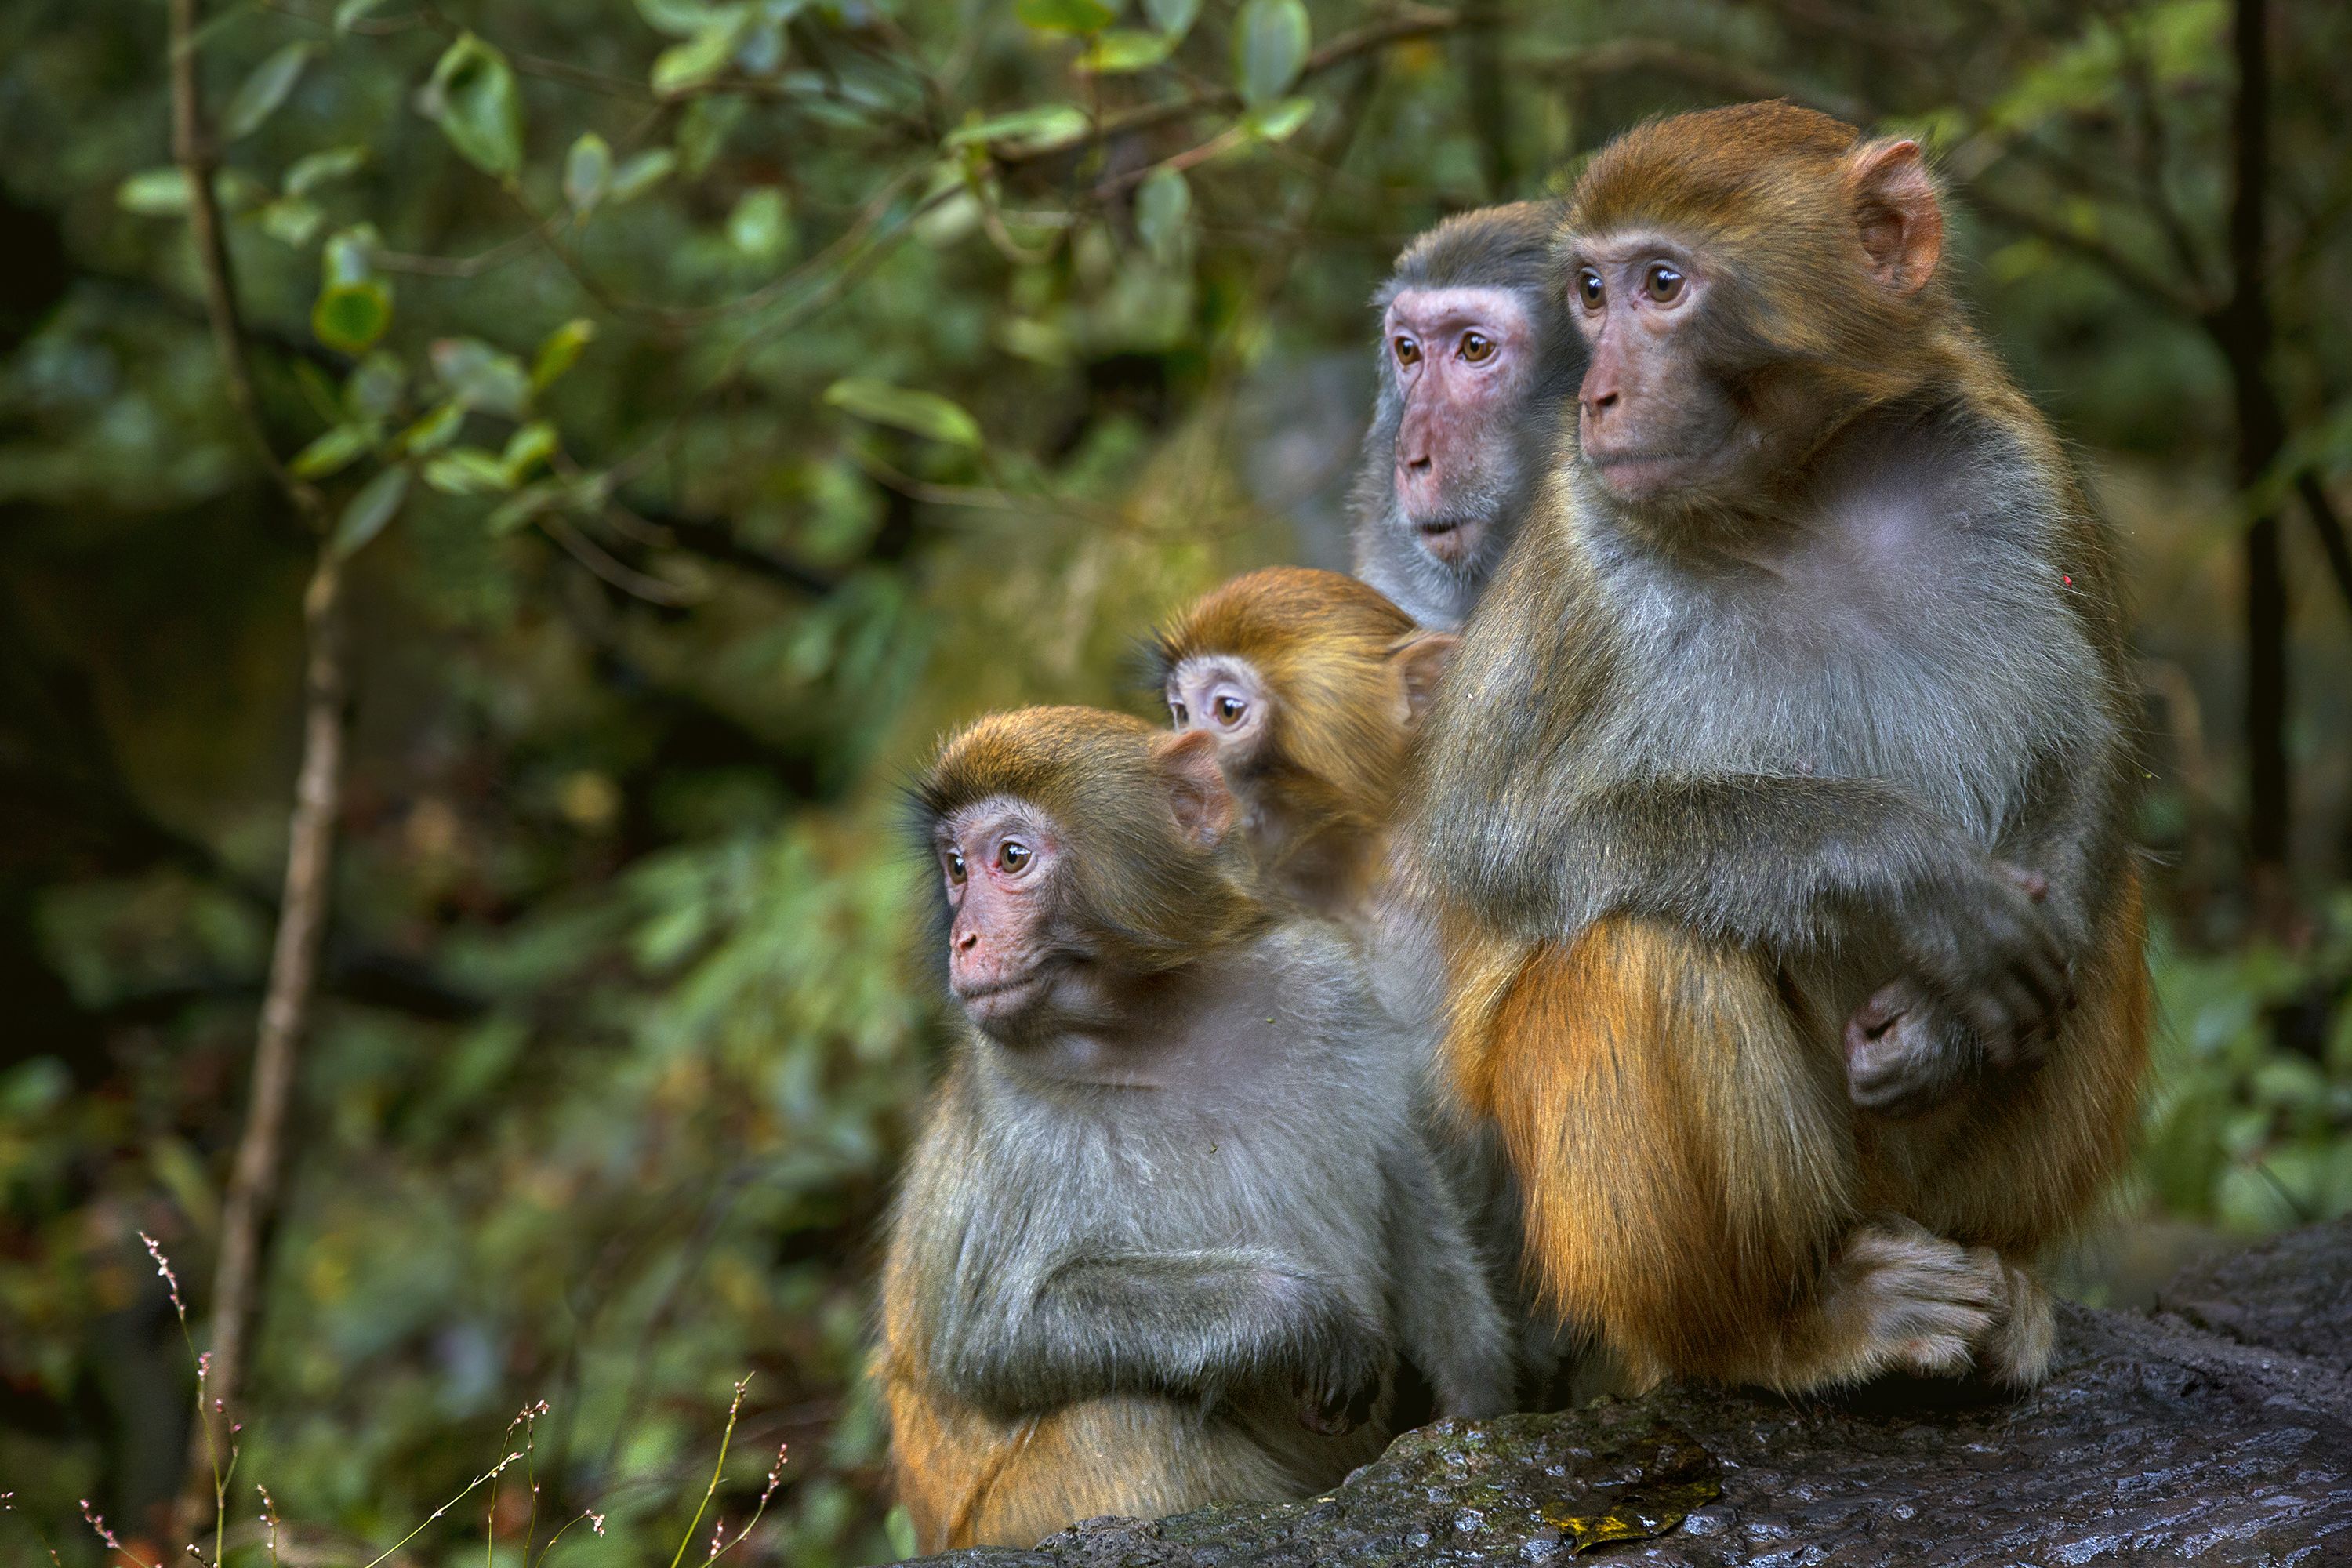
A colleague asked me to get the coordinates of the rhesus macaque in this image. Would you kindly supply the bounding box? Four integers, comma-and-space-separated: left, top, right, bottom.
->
1408, 103, 2151, 1395
880, 707, 1510, 1552
1152, 567, 1455, 927
1352, 200, 1586, 631
1152, 568, 1584, 1408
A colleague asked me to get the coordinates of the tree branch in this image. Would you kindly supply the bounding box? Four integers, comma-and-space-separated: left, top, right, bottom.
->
1962, 184, 2212, 320
168, 0, 349, 1535
2296, 470, 2352, 619
1004, 5, 1493, 165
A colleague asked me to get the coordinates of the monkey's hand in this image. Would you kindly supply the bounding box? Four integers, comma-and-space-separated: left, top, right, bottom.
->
1887, 857, 2072, 1073
1291, 1327, 1387, 1437
1843, 978, 1974, 1116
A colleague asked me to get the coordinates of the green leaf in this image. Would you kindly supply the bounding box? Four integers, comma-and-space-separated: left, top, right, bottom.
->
943, 105, 1092, 155
285, 145, 368, 198
321, 223, 380, 287
117, 168, 196, 216
221, 42, 318, 141
727, 187, 789, 260
296, 360, 343, 425
608, 147, 677, 202
331, 465, 411, 558
884, 1508, 920, 1563
431, 338, 532, 418
421, 34, 524, 179
500, 420, 560, 482
289, 423, 377, 480
1243, 95, 1314, 142
564, 132, 612, 214
1232, 0, 1308, 107
485, 482, 561, 535
1078, 29, 1174, 72
344, 352, 405, 422
652, 15, 750, 96
635, 0, 731, 36
1017, 0, 1116, 34
214, 169, 272, 212
423, 448, 514, 495
531, 319, 597, 389
1134, 165, 1189, 261
334, 0, 387, 27
398, 401, 465, 456
312, 281, 391, 353
1142, 0, 1199, 37
823, 379, 982, 448
677, 94, 747, 174
256, 197, 324, 248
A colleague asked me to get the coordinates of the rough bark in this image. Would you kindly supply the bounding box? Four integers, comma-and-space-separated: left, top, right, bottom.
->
911, 1218, 2352, 1565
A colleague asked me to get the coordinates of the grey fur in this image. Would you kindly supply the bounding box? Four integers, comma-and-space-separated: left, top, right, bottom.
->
1411, 391, 2139, 1064
889, 919, 1512, 1479
1350, 201, 1584, 631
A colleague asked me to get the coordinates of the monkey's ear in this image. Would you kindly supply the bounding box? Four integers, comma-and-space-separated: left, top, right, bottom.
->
1154, 730, 1236, 848
1390, 632, 1461, 726
1844, 138, 1943, 296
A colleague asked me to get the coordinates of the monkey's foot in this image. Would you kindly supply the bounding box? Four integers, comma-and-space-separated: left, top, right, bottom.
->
1805, 1217, 2005, 1387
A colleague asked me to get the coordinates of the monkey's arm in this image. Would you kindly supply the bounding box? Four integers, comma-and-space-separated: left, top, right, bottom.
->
1384, 1141, 1513, 1417
940, 1248, 1388, 1423
1514, 773, 2072, 1060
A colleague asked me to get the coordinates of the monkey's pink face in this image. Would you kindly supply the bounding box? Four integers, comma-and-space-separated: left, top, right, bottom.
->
1164, 656, 1270, 769
1384, 286, 1535, 564
1568, 234, 1748, 503
938, 798, 1069, 1034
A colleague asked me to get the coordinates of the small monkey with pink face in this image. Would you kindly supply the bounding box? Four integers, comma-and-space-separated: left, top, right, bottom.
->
1352, 201, 1586, 631
878, 708, 1510, 1550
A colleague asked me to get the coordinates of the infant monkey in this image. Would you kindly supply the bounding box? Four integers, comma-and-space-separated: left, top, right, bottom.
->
1152, 567, 1456, 931
878, 706, 1509, 1552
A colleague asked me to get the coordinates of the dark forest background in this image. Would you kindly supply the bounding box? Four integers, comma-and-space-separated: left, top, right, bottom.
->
2, 0, 2348, 1563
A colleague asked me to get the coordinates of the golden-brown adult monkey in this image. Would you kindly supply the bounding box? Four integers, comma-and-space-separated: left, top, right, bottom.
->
1407, 103, 2151, 1396
880, 708, 1510, 1551
1151, 567, 1456, 928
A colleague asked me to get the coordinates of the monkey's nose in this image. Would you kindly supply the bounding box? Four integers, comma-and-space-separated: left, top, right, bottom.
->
954, 929, 978, 953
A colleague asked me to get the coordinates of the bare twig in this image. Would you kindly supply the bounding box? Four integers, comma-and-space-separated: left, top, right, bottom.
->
167, 0, 349, 1536
1004, 5, 1492, 165
1963, 183, 2212, 319
2295, 470, 2352, 619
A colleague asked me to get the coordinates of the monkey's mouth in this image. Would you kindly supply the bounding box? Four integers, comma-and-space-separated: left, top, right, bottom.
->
954, 967, 1054, 1019
1414, 517, 1481, 564
1584, 449, 1693, 497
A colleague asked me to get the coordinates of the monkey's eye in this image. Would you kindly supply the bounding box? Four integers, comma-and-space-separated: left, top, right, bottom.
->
1644, 263, 1685, 303
1215, 695, 1246, 724
1170, 699, 1189, 726
1393, 335, 1421, 366
1577, 270, 1605, 310
1460, 331, 1494, 363
946, 850, 967, 885
998, 840, 1032, 874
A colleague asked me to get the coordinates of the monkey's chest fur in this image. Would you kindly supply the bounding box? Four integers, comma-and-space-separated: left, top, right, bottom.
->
1574, 427, 2103, 848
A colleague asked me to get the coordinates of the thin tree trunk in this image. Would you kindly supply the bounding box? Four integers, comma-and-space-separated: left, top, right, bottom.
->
167, 0, 347, 1538
2222, 0, 2289, 884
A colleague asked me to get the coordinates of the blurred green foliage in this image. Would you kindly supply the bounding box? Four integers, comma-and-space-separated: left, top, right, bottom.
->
0, 0, 2347, 1564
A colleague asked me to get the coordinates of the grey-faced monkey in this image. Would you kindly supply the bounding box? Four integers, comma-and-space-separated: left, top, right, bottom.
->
1352, 200, 1586, 631
1409, 103, 2151, 1396
880, 706, 1510, 1551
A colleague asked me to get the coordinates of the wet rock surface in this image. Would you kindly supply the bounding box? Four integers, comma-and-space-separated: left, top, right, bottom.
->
918, 1220, 2352, 1566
